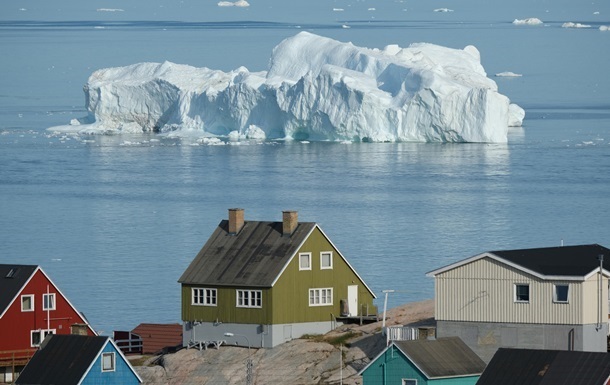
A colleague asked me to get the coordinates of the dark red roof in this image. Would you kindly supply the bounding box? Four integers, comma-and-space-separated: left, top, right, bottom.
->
131, 323, 182, 354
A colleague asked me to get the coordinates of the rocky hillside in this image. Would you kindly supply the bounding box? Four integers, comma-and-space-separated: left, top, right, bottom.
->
133, 300, 434, 385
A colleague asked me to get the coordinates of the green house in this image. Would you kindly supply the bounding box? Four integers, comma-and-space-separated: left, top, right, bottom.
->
178, 208, 376, 348
359, 337, 486, 385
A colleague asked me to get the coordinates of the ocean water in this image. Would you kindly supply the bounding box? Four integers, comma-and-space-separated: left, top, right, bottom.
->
1, 0, 609, 335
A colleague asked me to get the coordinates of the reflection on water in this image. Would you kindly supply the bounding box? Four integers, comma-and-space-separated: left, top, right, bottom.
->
1, 124, 610, 333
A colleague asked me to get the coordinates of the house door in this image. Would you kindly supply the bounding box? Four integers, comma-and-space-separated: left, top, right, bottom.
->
348, 285, 358, 316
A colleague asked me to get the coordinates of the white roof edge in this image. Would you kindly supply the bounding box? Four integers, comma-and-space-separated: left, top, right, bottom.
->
0, 265, 38, 319
108, 338, 144, 382
358, 341, 399, 376
426, 252, 604, 282
79, 338, 143, 385
271, 224, 377, 299
0, 266, 97, 335
270, 224, 316, 287
316, 224, 377, 299
38, 266, 98, 336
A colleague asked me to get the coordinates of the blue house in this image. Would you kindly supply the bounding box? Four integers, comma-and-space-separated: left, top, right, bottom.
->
360, 337, 486, 385
16, 334, 141, 385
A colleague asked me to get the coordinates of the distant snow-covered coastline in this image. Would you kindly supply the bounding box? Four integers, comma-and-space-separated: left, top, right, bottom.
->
49, 32, 523, 143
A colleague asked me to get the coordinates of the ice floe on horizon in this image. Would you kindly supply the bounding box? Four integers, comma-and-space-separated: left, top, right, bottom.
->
49, 32, 524, 143
434, 8, 454, 12
97, 8, 124, 12
218, 0, 250, 7
562, 22, 591, 28
496, 72, 522, 77
513, 18, 543, 25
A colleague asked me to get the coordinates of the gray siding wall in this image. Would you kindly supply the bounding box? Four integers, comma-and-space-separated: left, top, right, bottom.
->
437, 320, 609, 363
182, 320, 342, 349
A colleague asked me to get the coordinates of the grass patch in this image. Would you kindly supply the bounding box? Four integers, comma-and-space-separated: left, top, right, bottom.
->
326, 331, 360, 346
127, 355, 156, 367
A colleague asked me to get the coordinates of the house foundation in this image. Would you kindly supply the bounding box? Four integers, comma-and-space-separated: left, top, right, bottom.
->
437, 320, 609, 363
183, 319, 343, 349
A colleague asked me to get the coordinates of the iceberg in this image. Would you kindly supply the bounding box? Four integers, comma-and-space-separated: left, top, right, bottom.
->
51, 32, 524, 143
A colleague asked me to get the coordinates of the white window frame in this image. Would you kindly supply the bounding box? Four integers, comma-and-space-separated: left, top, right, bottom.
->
299, 252, 312, 271
42, 293, 56, 311
309, 288, 333, 306
101, 352, 116, 372
31, 329, 55, 347
553, 284, 569, 303
21, 294, 34, 312
320, 251, 333, 270
192, 288, 217, 306
236, 290, 262, 308
514, 283, 530, 303
402, 379, 417, 385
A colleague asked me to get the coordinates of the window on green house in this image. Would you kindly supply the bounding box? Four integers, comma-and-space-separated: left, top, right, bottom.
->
299, 253, 311, 270
192, 288, 217, 306
236, 290, 262, 308
309, 288, 333, 306
320, 251, 333, 269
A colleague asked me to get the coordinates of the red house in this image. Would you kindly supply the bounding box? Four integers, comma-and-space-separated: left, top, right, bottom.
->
0, 264, 96, 381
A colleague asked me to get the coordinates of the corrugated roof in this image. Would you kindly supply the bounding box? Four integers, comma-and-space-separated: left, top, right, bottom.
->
395, 337, 486, 379
16, 335, 107, 385
178, 220, 316, 287
131, 323, 182, 354
0, 264, 37, 315
477, 348, 610, 385
491, 244, 610, 277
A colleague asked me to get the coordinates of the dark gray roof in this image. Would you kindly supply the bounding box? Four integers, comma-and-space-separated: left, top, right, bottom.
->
16, 335, 108, 385
178, 220, 317, 287
395, 337, 486, 379
491, 244, 610, 277
0, 264, 37, 314
476, 348, 610, 385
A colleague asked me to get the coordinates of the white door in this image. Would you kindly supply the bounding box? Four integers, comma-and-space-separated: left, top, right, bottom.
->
347, 285, 358, 316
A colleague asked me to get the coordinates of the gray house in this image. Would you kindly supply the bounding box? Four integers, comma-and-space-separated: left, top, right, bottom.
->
427, 244, 610, 362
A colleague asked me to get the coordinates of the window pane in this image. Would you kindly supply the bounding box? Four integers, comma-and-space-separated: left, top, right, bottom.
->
300, 254, 310, 269
102, 353, 115, 371
32, 331, 41, 346
22, 296, 32, 311
43, 294, 55, 310
516, 285, 529, 301
321, 252, 332, 268
555, 285, 569, 302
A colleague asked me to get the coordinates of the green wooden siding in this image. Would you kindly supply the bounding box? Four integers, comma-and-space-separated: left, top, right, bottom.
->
181, 227, 375, 325
181, 285, 272, 324
271, 228, 375, 324
362, 346, 480, 385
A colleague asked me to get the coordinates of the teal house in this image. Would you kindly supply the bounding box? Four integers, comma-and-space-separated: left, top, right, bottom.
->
360, 337, 485, 385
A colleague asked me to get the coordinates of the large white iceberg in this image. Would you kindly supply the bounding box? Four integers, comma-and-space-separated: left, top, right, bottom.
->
52, 32, 524, 143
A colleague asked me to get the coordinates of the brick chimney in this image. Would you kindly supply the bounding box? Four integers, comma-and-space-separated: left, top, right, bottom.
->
282, 210, 298, 236
228, 208, 245, 235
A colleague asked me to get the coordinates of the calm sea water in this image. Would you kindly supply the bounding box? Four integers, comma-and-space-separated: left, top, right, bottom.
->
1, 0, 609, 335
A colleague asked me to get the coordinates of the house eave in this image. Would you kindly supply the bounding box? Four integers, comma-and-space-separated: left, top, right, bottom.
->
426, 252, 610, 281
